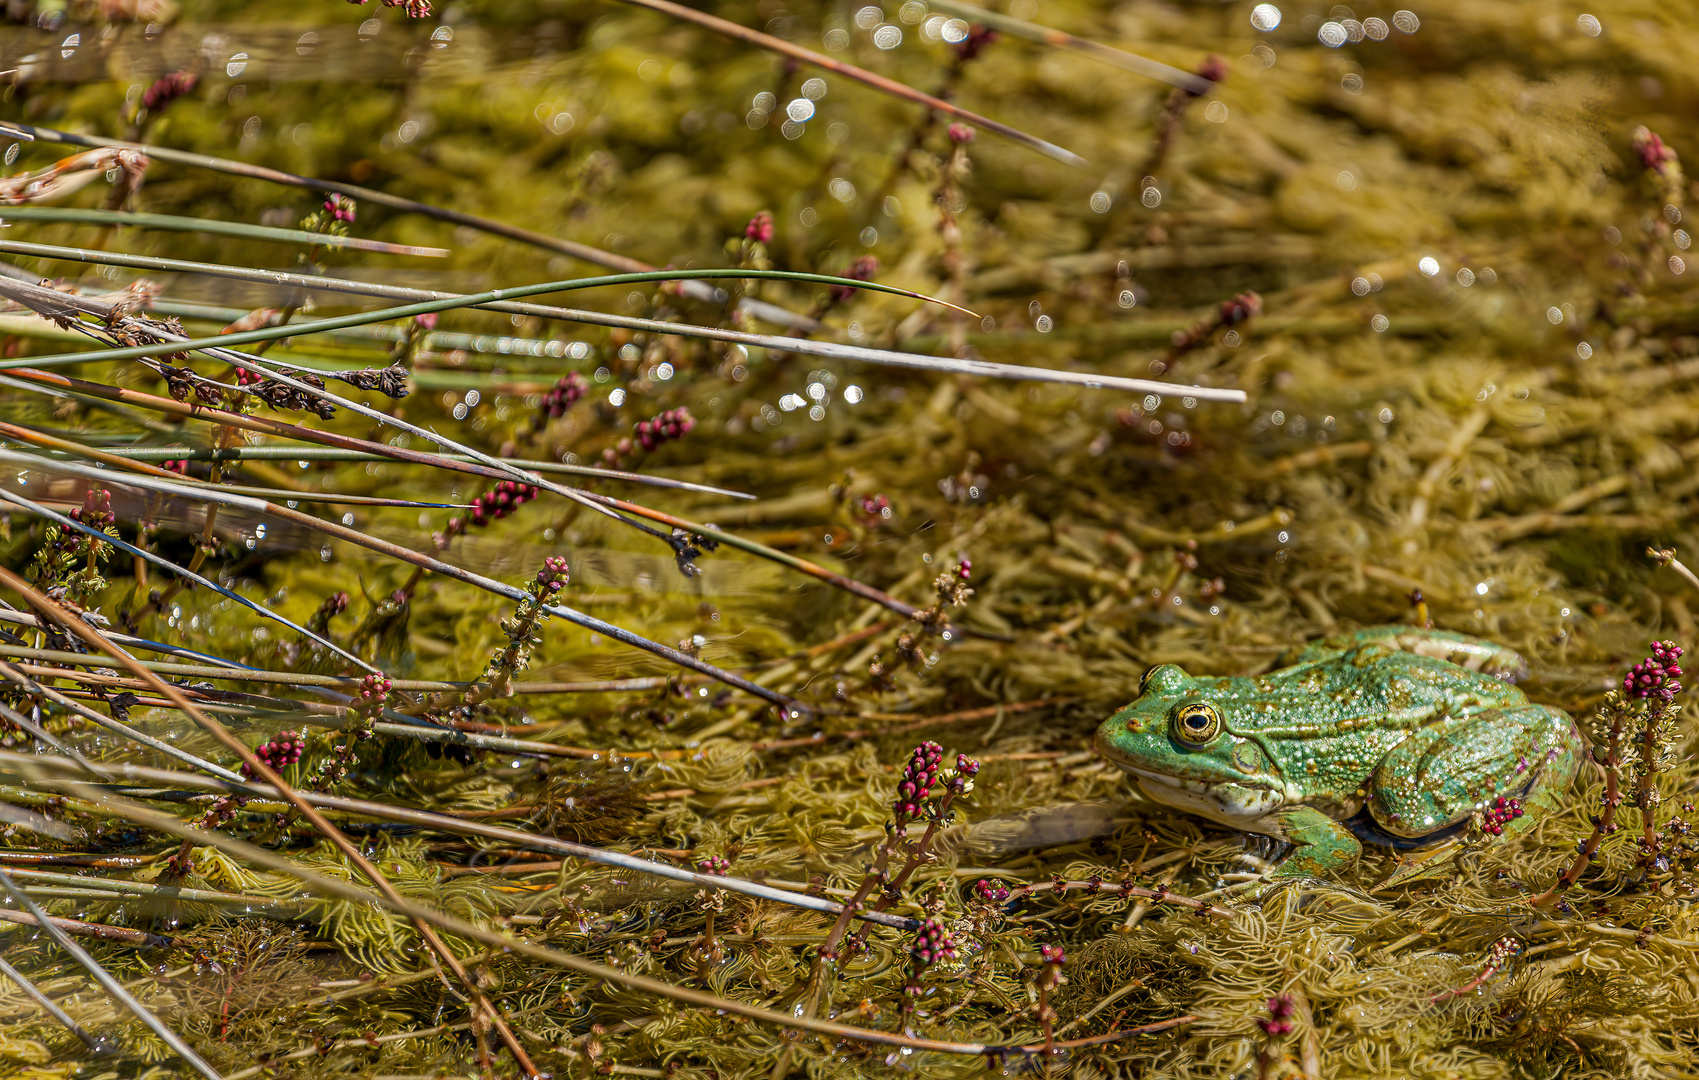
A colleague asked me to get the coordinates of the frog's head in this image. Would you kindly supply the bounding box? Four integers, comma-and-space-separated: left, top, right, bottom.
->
1094, 664, 1287, 819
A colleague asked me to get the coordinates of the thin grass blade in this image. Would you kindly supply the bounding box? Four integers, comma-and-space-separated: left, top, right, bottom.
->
0, 206, 448, 257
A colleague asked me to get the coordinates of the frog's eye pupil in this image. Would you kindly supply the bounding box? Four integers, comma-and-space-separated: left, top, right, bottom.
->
1172, 703, 1220, 743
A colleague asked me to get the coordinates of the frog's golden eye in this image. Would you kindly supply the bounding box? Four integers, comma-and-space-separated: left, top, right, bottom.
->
1171, 702, 1221, 744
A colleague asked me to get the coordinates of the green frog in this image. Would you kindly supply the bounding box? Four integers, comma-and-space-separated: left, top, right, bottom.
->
1094, 626, 1582, 885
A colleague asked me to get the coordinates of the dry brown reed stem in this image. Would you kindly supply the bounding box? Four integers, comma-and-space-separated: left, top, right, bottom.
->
612, 0, 1086, 167
0, 851, 157, 868
2, 442, 801, 710
749, 697, 1067, 751
4, 380, 935, 645
0, 648, 1055, 763
0, 641, 637, 697
0, 908, 173, 947
0, 568, 543, 1079
0, 751, 921, 932
4, 771, 1201, 1061
594, 495, 960, 631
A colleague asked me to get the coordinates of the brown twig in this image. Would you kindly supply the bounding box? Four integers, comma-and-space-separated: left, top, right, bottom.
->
0, 907, 173, 947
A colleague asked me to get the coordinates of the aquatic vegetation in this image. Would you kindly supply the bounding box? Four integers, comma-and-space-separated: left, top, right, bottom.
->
0, 0, 1697, 1077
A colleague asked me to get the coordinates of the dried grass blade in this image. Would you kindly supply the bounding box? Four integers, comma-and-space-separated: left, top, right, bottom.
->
926, 0, 1213, 92
0, 122, 818, 329
613, 0, 1088, 166
0, 241, 1243, 400
0, 660, 241, 780
0, 573, 545, 1078
2, 750, 916, 930
0, 479, 372, 673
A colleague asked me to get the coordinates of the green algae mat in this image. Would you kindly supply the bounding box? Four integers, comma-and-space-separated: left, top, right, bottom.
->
0, 0, 1697, 1077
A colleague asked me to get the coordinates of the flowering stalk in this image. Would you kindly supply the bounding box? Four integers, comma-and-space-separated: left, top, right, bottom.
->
307, 591, 351, 638
1035, 943, 1065, 1060
903, 918, 958, 1029
877, 750, 980, 904
1143, 55, 1229, 177
434, 480, 541, 547
1632, 126, 1684, 211
191, 729, 308, 832
693, 855, 731, 971
782, 744, 978, 1071
126, 70, 197, 145
826, 256, 879, 307
1533, 641, 1682, 904
1431, 936, 1520, 1004
28, 488, 117, 603
402, 559, 570, 719
1162, 290, 1262, 370
938, 124, 974, 355
506, 372, 589, 456
818, 742, 949, 964
726, 210, 776, 314
603, 408, 695, 467
482, 557, 569, 698
1631, 642, 1682, 869
873, 560, 974, 689
1254, 993, 1296, 1080
305, 673, 390, 799
865, 25, 997, 213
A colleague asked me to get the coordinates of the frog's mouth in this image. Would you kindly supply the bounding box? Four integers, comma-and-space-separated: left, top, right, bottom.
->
1132, 770, 1288, 828
1101, 754, 1289, 825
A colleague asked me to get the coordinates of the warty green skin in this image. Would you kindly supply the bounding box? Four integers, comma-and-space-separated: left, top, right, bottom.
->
1094, 626, 1583, 884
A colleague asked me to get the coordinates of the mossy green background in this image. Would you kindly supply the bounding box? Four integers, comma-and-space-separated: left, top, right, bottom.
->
0, 0, 1697, 1077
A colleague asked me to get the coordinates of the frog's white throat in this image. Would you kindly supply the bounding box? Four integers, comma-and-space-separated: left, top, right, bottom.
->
1126, 768, 1290, 831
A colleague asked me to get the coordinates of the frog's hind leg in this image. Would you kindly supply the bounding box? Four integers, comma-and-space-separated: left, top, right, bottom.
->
1370, 704, 1581, 887
1312, 625, 1531, 682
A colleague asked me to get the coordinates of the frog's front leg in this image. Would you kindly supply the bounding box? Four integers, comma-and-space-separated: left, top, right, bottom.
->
1266, 805, 1364, 880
